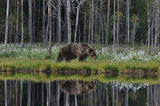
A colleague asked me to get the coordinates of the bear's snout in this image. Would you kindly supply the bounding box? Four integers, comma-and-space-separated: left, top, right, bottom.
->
93, 55, 97, 59
91, 55, 97, 59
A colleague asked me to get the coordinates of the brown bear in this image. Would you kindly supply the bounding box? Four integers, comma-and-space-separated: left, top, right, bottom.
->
57, 43, 97, 62
58, 80, 96, 95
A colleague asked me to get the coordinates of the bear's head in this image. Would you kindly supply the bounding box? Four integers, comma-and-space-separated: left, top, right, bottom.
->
88, 48, 97, 59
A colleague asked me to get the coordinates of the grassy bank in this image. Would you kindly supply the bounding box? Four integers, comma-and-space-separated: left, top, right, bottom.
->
0, 72, 160, 84
0, 58, 160, 74
0, 44, 160, 74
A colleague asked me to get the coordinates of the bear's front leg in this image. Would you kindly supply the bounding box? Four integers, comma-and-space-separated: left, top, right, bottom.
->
66, 57, 71, 62
78, 55, 86, 62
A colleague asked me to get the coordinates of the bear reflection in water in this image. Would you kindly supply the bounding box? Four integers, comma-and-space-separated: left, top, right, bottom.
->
58, 80, 96, 95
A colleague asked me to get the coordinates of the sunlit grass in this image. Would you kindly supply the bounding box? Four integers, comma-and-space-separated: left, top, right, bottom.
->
0, 58, 160, 74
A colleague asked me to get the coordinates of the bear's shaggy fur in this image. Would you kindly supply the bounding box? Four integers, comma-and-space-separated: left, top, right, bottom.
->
57, 43, 96, 62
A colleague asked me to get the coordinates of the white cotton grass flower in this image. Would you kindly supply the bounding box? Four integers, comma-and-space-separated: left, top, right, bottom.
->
97, 47, 160, 62
0, 43, 61, 59
0, 44, 160, 61
110, 82, 149, 91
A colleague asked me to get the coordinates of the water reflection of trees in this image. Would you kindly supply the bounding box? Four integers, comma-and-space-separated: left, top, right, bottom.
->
1, 80, 160, 106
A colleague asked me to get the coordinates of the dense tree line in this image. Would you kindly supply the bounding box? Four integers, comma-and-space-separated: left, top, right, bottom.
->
0, 0, 159, 49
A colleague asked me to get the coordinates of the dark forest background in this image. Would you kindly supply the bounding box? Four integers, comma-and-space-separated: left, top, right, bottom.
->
0, 0, 159, 49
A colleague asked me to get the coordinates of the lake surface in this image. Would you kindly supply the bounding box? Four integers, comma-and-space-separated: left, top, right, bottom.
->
1, 79, 160, 106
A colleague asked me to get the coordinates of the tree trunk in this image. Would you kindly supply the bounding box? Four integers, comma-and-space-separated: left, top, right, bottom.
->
42, 0, 46, 43
28, 0, 33, 45
41, 83, 44, 106
126, 0, 130, 44
15, 0, 19, 42
5, 0, 10, 49
116, 0, 120, 47
45, 23, 49, 44
132, 19, 136, 49
88, 9, 92, 44
74, 5, 80, 43
57, 84, 60, 106
32, 0, 36, 41
147, 1, 151, 51
21, 0, 24, 46
48, 0, 52, 56
20, 81, 23, 106
84, 6, 86, 42
5, 80, 7, 106
27, 82, 31, 106
91, 0, 94, 44
10, 21, 13, 42
100, 0, 104, 44
113, 0, 116, 48
105, 0, 110, 46
37, 2, 40, 42
16, 80, 18, 106
67, 0, 71, 43
58, 0, 61, 43
154, 0, 159, 48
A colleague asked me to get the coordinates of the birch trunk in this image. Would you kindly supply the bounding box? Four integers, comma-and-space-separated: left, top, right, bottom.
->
88, 10, 91, 44
28, 0, 33, 45
20, 81, 23, 106
58, 0, 61, 43
27, 82, 31, 106
116, 0, 120, 47
100, 0, 104, 44
126, 0, 130, 43
42, 0, 46, 43
5, 80, 7, 106
105, 0, 110, 46
154, 0, 159, 48
32, 0, 36, 41
21, 0, 24, 46
48, 0, 52, 56
113, 0, 116, 48
74, 6, 80, 43
67, 0, 71, 43
5, 0, 10, 49
15, 0, 19, 42
84, 6, 86, 42
132, 19, 136, 49
147, 2, 151, 51
91, 0, 94, 44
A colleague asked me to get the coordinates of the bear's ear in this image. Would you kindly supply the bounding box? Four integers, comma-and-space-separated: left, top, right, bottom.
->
88, 48, 94, 53
81, 43, 90, 48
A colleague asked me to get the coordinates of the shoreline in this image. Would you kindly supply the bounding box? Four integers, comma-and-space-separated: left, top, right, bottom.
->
0, 58, 160, 75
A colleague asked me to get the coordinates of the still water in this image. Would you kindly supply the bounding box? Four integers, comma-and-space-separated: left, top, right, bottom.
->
1, 80, 160, 106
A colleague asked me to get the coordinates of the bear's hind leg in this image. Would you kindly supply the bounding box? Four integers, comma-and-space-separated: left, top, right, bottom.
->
66, 57, 71, 62
57, 53, 64, 62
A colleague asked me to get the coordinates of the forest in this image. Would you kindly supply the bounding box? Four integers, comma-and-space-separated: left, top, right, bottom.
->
1, 0, 158, 49
0, 0, 160, 71
1, 1, 160, 106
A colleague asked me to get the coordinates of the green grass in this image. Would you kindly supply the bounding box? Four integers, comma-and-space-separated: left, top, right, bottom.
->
0, 58, 160, 74
0, 43, 160, 74
0, 72, 160, 84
